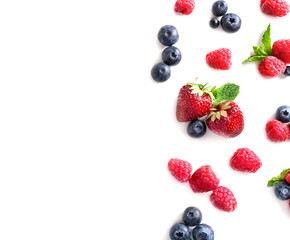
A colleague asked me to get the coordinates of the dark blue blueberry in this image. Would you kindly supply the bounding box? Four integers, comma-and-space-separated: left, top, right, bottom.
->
275, 105, 290, 123
212, 1, 228, 16
182, 207, 202, 227
187, 120, 206, 138
274, 182, 290, 200
151, 62, 171, 82
209, 18, 220, 29
284, 66, 290, 76
162, 46, 182, 66
158, 25, 179, 46
169, 223, 191, 240
221, 13, 241, 33
192, 224, 214, 240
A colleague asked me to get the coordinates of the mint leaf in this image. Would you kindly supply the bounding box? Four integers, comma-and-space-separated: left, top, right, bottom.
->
213, 83, 240, 106
267, 177, 283, 187
253, 46, 269, 56
242, 55, 267, 64
280, 168, 290, 179
262, 24, 272, 55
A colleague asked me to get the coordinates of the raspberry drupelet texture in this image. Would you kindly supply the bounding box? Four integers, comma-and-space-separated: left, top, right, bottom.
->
168, 158, 193, 182
206, 48, 232, 70
258, 56, 286, 77
174, 0, 195, 15
272, 39, 290, 64
189, 165, 220, 193
230, 148, 262, 173
266, 120, 290, 142
210, 186, 237, 212
260, 0, 289, 17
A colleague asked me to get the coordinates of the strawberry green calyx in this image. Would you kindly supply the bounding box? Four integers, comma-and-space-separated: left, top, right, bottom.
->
187, 82, 215, 101
267, 168, 290, 187
207, 101, 231, 122
243, 24, 273, 64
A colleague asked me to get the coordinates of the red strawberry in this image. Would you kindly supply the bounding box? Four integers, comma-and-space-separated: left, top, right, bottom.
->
285, 172, 290, 184
206, 48, 232, 70
260, 0, 289, 17
168, 158, 192, 183
272, 39, 290, 64
230, 148, 262, 173
210, 186, 237, 212
189, 165, 220, 193
258, 56, 286, 77
175, 0, 195, 15
176, 82, 214, 122
206, 101, 244, 138
265, 120, 290, 142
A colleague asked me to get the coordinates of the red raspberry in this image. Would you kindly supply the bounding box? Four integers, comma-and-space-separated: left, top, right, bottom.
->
260, 0, 289, 17
174, 0, 195, 15
265, 120, 290, 142
230, 148, 262, 173
189, 165, 220, 193
168, 158, 192, 182
258, 56, 286, 77
206, 48, 232, 70
272, 39, 290, 64
285, 172, 290, 184
210, 186, 237, 212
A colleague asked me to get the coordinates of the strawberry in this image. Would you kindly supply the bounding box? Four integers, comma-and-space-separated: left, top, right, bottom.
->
206, 101, 244, 138
268, 168, 290, 187
176, 82, 214, 122
258, 56, 286, 77
272, 39, 290, 64
285, 172, 290, 184
260, 0, 289, 17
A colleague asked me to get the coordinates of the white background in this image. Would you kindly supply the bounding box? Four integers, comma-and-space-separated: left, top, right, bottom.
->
0, 0, 289, 239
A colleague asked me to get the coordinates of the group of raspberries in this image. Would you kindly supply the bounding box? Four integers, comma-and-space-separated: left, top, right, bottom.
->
168, 148, 262, 212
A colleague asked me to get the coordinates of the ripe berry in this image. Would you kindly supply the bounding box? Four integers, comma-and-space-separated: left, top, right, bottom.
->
151, 62, 171, 82
182, 207, 202, 227
158, 25, 179, 46
169, 223, 191, 240
258, 56, 286, 77
210, 186, 237, 212
192, 224, 214, 240
206, 48, 232, 70
212, 1, 228, 16
230, 148, 262, 173
221, 13, 242, 33
209, 18, 220, 29
275, 105, 290, 123
162, 46, 182, 66
175, 0, 195, 15
189, 165, 220, 193
168, 158, 192, 183
187, 120, 207, 138
272, 39, 290, 64
260, 0, 289, 17
284, 66, 290, 76
265, 120, 290, 142
274, 182, 290, 200
285, 172, 290, 184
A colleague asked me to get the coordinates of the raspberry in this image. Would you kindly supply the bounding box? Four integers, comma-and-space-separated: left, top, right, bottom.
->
174, 0, 195, 15
260, 0, 289, 17
258, 56, 286, 77
265, 120, 290, 142
272, 39, 290, 64
168, 158, 192, 182
189, 165, 220, 193
206, 48, 232, 70
210, 186, 237, 212
230, 148, 262, 173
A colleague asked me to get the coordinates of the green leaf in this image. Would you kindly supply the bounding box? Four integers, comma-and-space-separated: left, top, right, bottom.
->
212, 83, 240, 106
242, 55, 268, 64
253, 46, 269, 56
262, 24, 272, 55
280, 168, 290, 179
267, 177, 283, 187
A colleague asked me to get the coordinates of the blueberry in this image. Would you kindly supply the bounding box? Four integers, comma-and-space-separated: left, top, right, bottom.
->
187, 120, 206, 138
169, 223, 191, 240
275, 105, 290, 123
274, 182, 290, 200
162, 46, 182, 66
182, 207, 202, 227
212, 1, 228, 16
209, 18, 220, 29
151, 62, 171, 82
221, 13, 241, 33
158, 25, 179, 46
192, 224, 214, 240
284, 66, 290, 76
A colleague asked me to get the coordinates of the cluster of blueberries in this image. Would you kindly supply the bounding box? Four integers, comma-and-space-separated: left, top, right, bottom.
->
209, 1, 241, 33
169, 207, 214, 240
151, 25, 182, 82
